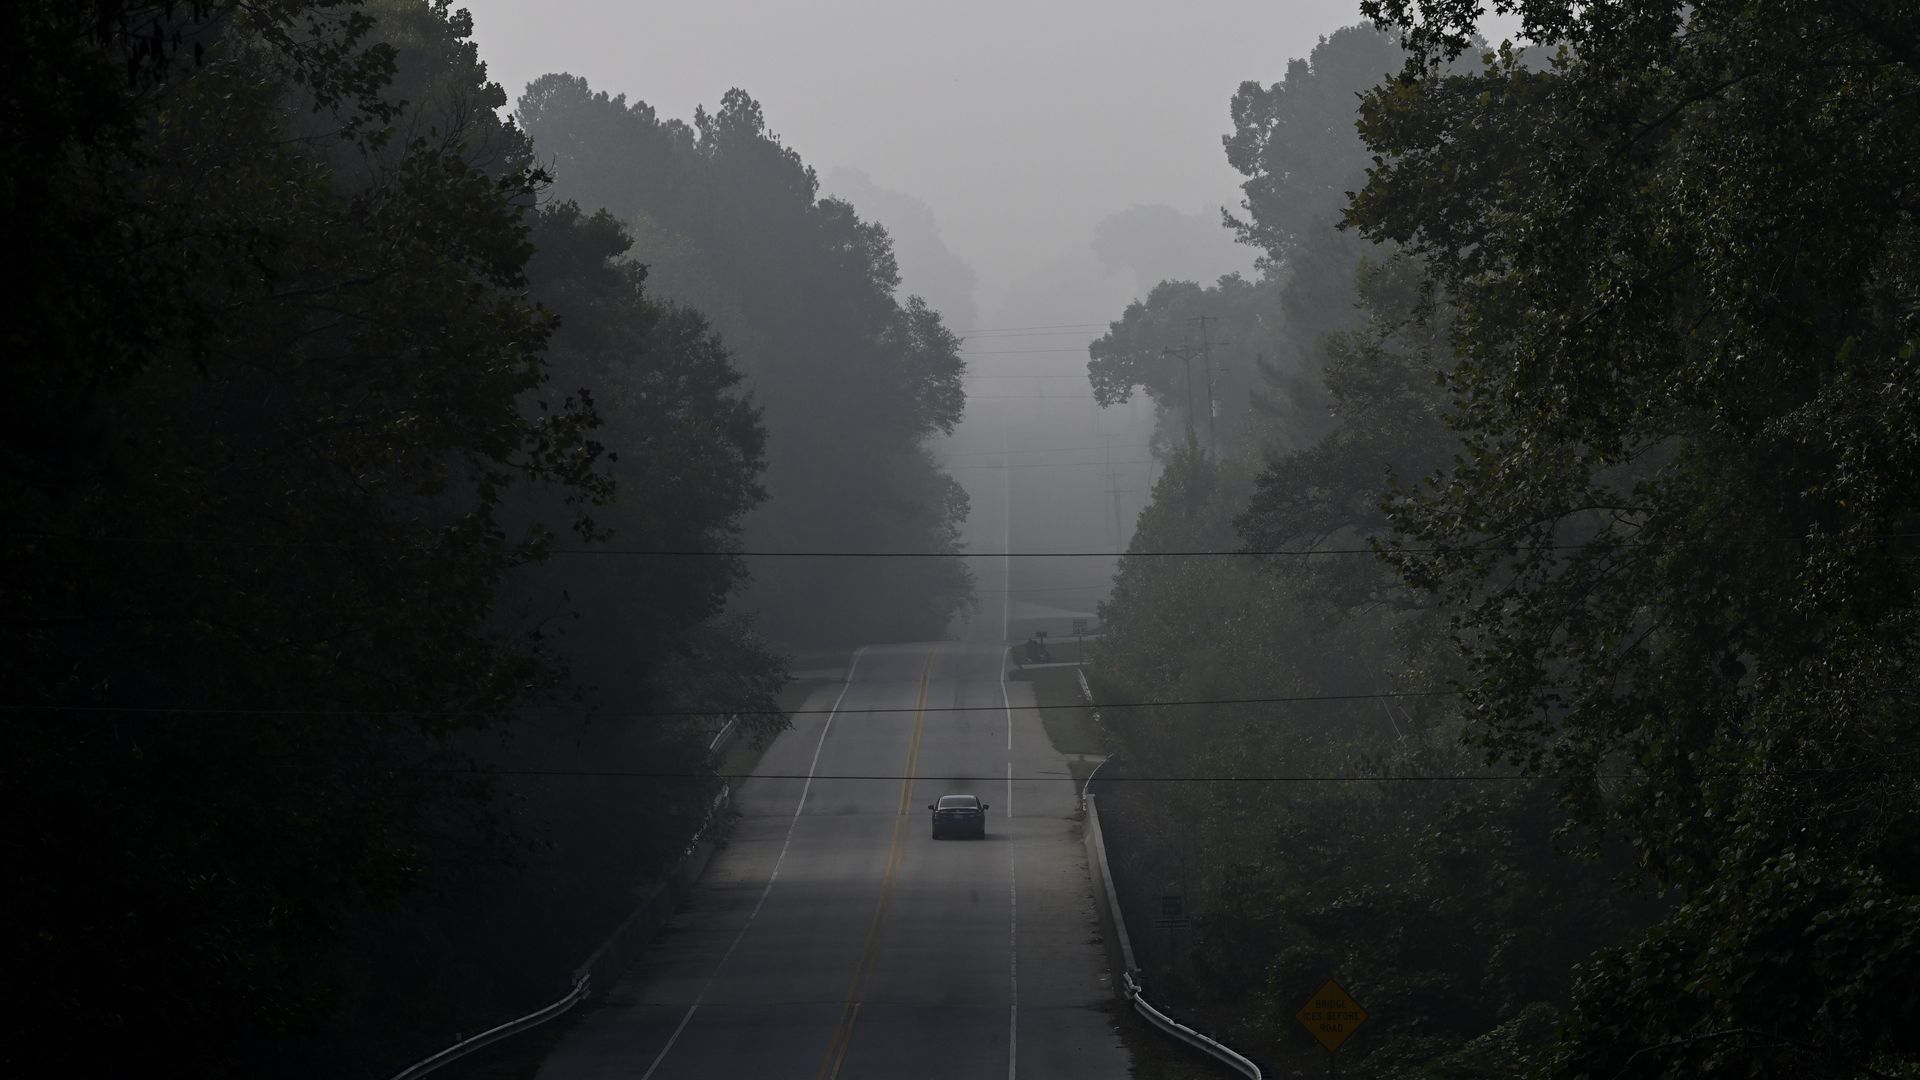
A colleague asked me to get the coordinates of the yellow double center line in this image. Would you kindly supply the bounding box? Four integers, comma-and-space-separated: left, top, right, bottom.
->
817, 649, 936, 1079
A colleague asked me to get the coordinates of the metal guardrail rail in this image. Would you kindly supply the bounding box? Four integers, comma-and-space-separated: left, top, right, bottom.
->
1079, 671, 1263, 1079
1124, 972, 1262, 1079
385, 717, 743, 1080
395, 670, 1263, 1078
387, 975, 590, 1080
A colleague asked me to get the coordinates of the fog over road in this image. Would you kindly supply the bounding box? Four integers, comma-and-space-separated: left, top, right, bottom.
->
536, 639, 1126, 1078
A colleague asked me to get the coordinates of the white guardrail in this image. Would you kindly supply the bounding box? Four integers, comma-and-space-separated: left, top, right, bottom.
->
385, 716, 742, 1080
387, 974, 590, 1080
1077, 668, 1107, 809
1124, 971, 1262, 1079
1078, 668, 1262, 1079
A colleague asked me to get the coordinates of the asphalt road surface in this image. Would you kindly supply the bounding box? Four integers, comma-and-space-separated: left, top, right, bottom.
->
535, 640, 1129, 1079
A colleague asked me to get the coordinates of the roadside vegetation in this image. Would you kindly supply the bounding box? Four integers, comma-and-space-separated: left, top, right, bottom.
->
515, 75, 974, 645
1024, 666, 1106, 760
1087, 6, 1920, 1077
1, 2, 968, 1074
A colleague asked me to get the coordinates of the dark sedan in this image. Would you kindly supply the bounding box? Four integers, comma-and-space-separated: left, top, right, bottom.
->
928, 793, 988, 839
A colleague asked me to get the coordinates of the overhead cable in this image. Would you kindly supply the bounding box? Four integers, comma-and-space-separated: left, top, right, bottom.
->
0, 689, 1467, 720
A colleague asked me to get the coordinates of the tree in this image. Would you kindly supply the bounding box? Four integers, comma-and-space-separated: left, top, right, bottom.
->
1087, 273, 1292, 459
1352, 1, 1920, 1074
517, 77, 972, 644
1084, 26, 1420, 467
824, 167, 981, 332
516, 200, 777, 728
1089, 248, 1644, 1075
281, 12, 786, 1071
0, 3, 644, 1072
1226, 25, 1408, 398
1225, 25, 1404, 264
1237, 254, 1456, 550
1084, 19, 1653, 1073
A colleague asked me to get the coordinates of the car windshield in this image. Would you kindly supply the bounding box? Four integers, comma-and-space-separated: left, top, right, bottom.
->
938, 796, 978, 809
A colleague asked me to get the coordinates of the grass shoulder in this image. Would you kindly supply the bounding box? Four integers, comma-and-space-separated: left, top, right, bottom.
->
1007, 656, 1106, 763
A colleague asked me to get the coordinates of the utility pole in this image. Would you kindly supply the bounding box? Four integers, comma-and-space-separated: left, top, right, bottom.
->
1164, 344, 1200, 453
1103, 432, 1124, 552
1191, 315, 1219, 460
1164, 317, 1226, 459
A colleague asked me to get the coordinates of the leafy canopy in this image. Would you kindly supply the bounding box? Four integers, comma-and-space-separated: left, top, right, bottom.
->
1353, 1, 1920, 1074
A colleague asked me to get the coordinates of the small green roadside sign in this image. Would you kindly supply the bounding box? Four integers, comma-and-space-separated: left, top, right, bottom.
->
1152, 893, 1190, 929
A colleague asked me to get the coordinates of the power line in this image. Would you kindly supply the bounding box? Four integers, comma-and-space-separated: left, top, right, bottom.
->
0, 690, 1466, 721
939, 441, 1155, 458
950, 322, 1108, 335
960, 347, 1101, 355
973, 583, 1111, 594
957, 329, 1107, 340
434, 766, 1920, 784
26, 674, 1920, 722
943, 459, 1158, 471
458, 768, 1560, 783
21, 535, 1916, 559
3, 532, 1244, 556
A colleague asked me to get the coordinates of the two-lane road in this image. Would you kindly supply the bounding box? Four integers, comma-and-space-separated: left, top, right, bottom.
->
536, 641, 1127, 1078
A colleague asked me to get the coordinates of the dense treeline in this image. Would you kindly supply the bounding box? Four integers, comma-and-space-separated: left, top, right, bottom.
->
1089, 4, 1919, 1076
1089, 29, 1648, 1075
1087, 27, 1402, 466
1351, 2, 1920, 1074
514, 75, 974, 645
0, 1, 829, 1074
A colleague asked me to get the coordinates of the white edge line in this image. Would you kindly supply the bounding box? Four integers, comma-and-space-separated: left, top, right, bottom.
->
1001, 652, 1018, 1079
1009, 859, 1019, 1080
640, 646, 870, 1080
1002, 403, 1012, 642
999, 665, 1014, 813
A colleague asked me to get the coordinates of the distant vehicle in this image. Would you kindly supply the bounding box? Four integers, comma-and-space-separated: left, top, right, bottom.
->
928, 793, 989, 839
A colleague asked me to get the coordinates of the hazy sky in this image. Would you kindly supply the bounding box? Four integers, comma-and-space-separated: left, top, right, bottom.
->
459, 1, 1520, 328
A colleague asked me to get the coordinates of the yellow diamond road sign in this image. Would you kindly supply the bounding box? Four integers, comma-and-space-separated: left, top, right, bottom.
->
1296, 979, 1368, 1052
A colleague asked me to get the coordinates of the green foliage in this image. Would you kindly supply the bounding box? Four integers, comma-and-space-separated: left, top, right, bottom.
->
1351, 0, 1920, 1074
4, 1, 402, 497
516, 76, 973, 644
0, 2, 781, 1074
0, 5, 568, 1070
1238, 254, 1455, 550
1087, 29, 1419, 470
1095, 271, 1640, 1074
1224, 25, 1405, 265
1089, 22, 1649, 1076
1230, 25, 1414, 418
1087, 274, 1293, 458
518, 202, 767, 672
